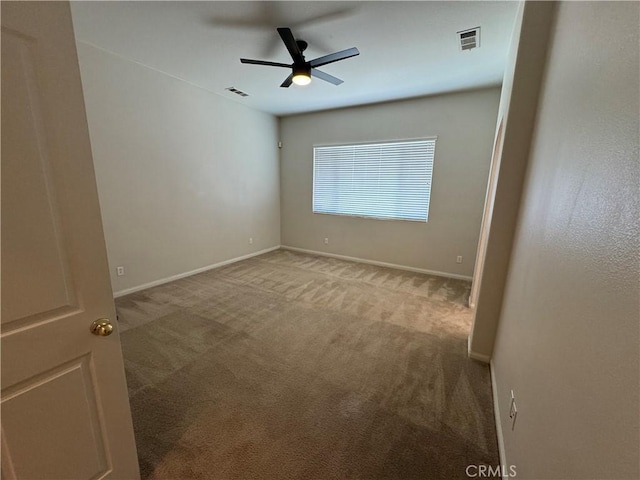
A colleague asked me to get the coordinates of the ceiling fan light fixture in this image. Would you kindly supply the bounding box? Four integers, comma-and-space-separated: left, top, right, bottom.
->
292, 65, 311, 86
292, 74, 311, 86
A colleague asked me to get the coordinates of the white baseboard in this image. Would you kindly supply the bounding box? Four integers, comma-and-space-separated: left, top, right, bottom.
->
468, 349, 492, 363
280, 245, 473, 281
113, 246, 280, 298
490, 360, 509, 480
467, 335, 492, 363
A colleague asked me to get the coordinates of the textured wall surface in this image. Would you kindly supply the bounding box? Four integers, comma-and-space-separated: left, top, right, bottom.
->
469, 1, 555, 359
492, 2, 640, 478
280, 88, 500, 278
77, 43, 280, 294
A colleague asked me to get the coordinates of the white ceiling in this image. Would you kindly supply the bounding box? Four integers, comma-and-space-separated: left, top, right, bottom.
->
70, 1, 518, 117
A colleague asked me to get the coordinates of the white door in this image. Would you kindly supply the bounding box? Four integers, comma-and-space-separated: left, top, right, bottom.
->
469, 120, 504, 309
1, 2, 139, 478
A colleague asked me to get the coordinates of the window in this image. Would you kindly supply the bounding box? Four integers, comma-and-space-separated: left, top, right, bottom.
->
313, 138, 436, 222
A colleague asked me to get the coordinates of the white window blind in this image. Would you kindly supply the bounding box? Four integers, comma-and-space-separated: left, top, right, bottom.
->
313, 138, 436, 222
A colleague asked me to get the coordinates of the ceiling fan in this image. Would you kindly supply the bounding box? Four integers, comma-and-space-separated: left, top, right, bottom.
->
240, 27, 360, 88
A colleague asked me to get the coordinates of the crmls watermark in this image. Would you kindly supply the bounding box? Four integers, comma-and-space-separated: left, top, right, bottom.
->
466, 464, 517, 478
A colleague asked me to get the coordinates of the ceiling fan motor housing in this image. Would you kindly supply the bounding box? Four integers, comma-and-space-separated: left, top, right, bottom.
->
293, 63, 311, 77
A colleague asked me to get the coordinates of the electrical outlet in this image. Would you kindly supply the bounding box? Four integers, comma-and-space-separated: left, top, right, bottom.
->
116, 266, 125, 277
509, 390, 518, 430
456, 255, 463, 264
249, 237, 253, 245
324, 237, 329, 245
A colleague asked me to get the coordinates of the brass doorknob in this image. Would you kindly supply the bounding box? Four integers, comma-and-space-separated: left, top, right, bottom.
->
90, 318, 114, 336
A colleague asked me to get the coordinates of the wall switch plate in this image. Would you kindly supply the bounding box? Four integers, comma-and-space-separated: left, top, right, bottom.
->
249, 237, 253, 245
456, 255, 463, 263
509, 390, 518, 430
116, 266, 125, 277
324, 238, 329, 244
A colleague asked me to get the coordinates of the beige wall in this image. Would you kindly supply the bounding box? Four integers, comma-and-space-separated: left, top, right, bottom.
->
469, 1, 556, 360
492, 2, 639, 478
280, 88, 501, 278
76, 43, 280, 295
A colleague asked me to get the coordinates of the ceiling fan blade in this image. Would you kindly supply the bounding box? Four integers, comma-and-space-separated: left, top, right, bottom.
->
311, 68, 344, 86
240, 58, 291, 68
309, 47, 360, 68
280, 74, 293, 88
277, 27, 304, 62
294, 8, 356, 29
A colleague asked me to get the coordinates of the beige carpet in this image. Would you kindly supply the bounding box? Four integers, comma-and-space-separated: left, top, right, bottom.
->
116, 249, 499, 479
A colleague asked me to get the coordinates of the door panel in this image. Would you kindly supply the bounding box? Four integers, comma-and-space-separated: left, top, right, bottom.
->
1, 2, 139, 478
1, 28, 76, 326
2, 355, 108, 479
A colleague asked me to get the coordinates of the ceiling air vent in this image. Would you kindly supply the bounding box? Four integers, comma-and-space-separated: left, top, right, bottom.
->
458, 27, 480, 51
226, 87, 249, 97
